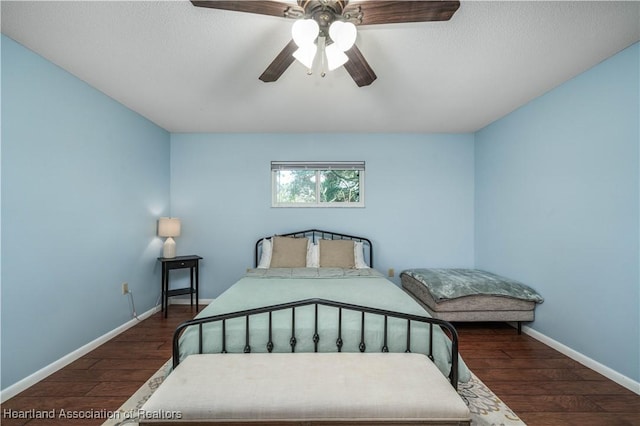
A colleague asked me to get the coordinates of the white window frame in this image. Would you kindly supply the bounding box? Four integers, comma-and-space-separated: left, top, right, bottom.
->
271, 161, 365, 208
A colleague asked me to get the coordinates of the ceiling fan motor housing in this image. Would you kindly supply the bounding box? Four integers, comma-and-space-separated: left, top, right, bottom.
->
299, 0, 346, 15
299, 0, 347, 37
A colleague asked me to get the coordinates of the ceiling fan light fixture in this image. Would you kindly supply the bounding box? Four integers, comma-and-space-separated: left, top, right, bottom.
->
293, 44, 318, 69
328, 20, 357, 51
325, 43, 349, 71
292, 19, 319, 47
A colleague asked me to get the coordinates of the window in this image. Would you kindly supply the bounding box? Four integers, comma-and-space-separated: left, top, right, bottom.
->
272, 161, 365, 208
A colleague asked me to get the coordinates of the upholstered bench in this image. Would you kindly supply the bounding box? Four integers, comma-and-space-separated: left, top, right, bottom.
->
139, 353, 471, 425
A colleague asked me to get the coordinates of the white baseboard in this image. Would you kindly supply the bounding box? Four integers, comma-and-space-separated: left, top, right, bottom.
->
521, 324, 640, 395
0, 305, 161, 403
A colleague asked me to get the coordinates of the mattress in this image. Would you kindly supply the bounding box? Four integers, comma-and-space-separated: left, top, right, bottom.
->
176, 267, 471, 383
400, 269, 543, 323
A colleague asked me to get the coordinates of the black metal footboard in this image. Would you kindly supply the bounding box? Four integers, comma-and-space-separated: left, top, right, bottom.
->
172, 298, 460, 389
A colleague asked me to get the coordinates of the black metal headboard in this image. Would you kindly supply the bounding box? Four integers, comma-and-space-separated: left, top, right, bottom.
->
255, 229, 373, 268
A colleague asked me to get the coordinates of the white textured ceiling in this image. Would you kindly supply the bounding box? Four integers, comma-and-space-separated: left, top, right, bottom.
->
1, 1, 639, 133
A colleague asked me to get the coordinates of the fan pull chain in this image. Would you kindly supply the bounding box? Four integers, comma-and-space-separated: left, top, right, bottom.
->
318, 36, 327, 78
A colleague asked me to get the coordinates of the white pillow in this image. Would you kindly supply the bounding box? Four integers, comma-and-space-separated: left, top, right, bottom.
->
257, 238, 272, 268
354, 241, 369, 269
306, 243, 319, 268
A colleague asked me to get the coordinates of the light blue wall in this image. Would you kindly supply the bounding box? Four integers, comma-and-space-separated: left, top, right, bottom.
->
170, 133, 475, 297
3, 28, 636, 394
1, 35, 171, 389
475, 43, 639, 381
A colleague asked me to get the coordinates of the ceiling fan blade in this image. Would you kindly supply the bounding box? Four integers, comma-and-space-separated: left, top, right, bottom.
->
343, 45, 377, 87
259, 39, 298, 82
345, 1, 460, 25
191, 1, 302, 18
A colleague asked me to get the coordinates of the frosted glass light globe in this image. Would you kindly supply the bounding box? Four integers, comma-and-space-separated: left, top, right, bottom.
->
329, 21, 357, 51
293, 44, 318, 69
325, 44, 349, 71
292, 19, 319, 47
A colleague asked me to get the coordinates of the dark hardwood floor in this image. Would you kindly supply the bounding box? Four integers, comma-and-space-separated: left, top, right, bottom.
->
2, 305, 638, 425
457, 323, 639, 425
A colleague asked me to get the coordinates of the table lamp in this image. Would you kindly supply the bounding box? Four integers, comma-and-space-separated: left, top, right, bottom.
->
158, 217, 181, 258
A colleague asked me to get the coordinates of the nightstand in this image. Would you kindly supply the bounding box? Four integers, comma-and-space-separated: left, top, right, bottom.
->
157, 255, 202, 318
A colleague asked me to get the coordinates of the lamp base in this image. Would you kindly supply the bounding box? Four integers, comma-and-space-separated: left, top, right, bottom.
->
163, 237, 177, 258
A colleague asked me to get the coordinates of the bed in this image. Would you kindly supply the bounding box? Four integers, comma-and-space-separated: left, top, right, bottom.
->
172, 230, 471, 387
400, 268, 544, 334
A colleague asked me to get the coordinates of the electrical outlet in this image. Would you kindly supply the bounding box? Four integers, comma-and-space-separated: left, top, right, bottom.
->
122, 282, 129, 295
388, 268, 395, 277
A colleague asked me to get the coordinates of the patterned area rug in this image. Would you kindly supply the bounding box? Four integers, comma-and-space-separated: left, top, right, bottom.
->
102, 360, 525, 426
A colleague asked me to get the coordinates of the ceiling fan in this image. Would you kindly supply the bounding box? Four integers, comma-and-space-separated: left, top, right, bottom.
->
191, 0, 460, 87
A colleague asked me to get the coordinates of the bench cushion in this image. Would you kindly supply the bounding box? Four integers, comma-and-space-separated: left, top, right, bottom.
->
140, 353, 470, 425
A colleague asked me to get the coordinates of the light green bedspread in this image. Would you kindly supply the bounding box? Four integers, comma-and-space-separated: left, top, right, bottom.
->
178, 268, 471, 382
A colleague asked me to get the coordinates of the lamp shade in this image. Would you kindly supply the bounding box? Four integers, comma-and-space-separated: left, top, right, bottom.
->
158, 217, 181, 238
